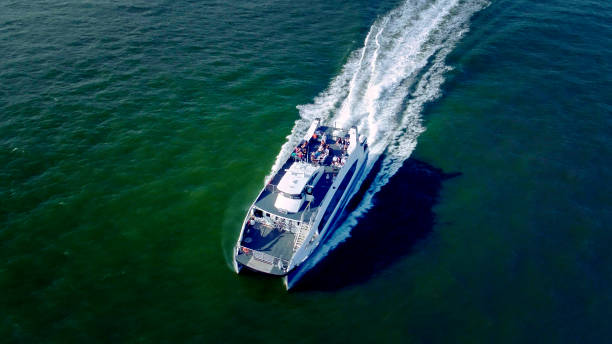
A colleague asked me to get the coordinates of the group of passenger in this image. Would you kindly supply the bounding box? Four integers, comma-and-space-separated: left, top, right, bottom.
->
289, 130, 351, 166
331, 155, 347, 168
290, 141, 309, 161
311, 143, 330, 165
337, 136, 350, 152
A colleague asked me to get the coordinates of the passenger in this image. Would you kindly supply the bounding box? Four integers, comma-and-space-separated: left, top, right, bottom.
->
324, 149, 330, 162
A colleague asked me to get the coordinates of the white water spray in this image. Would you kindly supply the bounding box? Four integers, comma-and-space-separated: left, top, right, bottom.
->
272, 0, 490, 283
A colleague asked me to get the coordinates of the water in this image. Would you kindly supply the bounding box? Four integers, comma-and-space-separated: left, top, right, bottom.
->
283, 0, 489, 285
2, 0, 611, 342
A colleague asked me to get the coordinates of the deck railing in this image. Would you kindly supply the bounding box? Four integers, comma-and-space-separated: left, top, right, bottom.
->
238, 245, 289, 269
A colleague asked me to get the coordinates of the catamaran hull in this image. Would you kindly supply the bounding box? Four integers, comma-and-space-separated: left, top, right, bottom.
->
284, 155, 368, 290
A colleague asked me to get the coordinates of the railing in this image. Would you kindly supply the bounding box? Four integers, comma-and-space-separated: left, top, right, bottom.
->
292, 211, 318, 252
238, 245, 289, 270
292, 225, 309, 252
252, 250, 275, 264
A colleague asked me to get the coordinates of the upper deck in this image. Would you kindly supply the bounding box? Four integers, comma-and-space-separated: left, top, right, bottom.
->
257, 125, 351, 219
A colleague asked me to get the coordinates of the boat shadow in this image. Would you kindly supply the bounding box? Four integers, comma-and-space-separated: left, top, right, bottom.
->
291, 157, 461, 292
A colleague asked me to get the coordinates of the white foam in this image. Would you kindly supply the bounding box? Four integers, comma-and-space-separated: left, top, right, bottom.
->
280, 0, 490, 284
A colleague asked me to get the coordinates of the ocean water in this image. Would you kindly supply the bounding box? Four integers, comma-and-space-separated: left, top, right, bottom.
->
1, 0, 611, 343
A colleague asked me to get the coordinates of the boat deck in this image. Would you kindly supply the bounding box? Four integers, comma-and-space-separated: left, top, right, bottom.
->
241, 221, 295, 260
256, 125, 348, 220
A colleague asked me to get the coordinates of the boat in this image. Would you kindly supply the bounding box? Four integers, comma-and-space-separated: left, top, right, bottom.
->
232, 118, 369, 289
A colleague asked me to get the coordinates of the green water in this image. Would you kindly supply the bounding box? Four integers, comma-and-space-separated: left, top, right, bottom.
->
2, 0, 611, 343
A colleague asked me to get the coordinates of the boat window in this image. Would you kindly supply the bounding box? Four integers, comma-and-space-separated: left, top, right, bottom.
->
318, 162, 357, 232
280, 191, 303, 200
265, 212, 270, 217
253, 209, 263, 218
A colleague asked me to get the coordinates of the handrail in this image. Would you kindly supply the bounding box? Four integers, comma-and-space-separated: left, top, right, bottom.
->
292, 210, 319, 252
239, 245, 289, 265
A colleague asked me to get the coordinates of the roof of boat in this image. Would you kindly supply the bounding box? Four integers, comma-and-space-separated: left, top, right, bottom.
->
276, 162, 319, 195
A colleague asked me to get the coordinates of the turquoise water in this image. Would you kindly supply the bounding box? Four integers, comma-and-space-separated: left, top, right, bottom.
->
2, 0, 611, 342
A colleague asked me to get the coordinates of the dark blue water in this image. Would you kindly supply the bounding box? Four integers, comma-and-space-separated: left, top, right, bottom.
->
2, 0, 611, 342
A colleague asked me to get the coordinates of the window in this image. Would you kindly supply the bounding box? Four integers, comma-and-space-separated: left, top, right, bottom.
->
280, 191, 303, 200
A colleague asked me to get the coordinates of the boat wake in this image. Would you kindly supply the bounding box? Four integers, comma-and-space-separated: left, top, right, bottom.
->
270, 0, 489, 287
